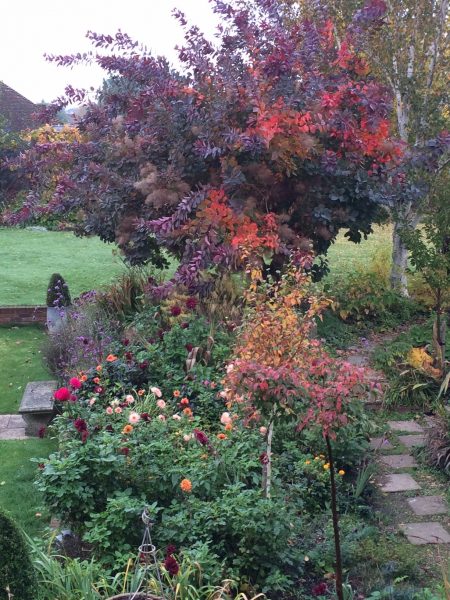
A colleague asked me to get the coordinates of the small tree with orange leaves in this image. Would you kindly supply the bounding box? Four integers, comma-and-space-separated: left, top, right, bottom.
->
223, 252, 366, 600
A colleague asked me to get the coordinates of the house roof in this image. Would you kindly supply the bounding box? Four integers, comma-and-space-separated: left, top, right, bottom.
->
0, 81, 37, 132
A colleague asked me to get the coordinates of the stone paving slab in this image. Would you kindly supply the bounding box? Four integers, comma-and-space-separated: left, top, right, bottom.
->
0, 414, 11, 429
398, 434, 426, 448
8, 415, 26, 428
407, 496, 449, 516
370, 437, 394, 450
380, 473, 421, 492
400, 522, 450, 545
380, 454, 418, 469
388, 420, 424, 433
0, 427, 27, 440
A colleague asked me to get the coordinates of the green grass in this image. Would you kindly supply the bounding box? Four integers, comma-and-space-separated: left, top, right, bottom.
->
0, 325, 50, 414
0, 228, 127, 305
0, 438, 57, 536
324, 224, 393, 283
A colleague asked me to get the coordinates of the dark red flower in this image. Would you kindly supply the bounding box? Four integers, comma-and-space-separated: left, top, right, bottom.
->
94, 386, 104, 394
141, 413, 150, 422
120, 447, 130, 456
38, 426, 46, 438
259, 381, 269, 391
164, 554, 179, 576
54, 387, 71, 402
125, 351, 133, 361
158, 329, 165, 340
70, 394, 77, 402
38, 463, 45, 470
139, 360, 149, 370
193, 429, 209, 446
74, 418, 87, 432
105, 425, 113, 432
185, 343, 193, 352
312, 582, 328, 596
186, 297, 197, 310
166, 544, 177, 556
259, 452, 269, 465
170, 305, 182, 317
81, 430, 89, 443
69, 377, 82, 389
122, 338, 130, 346
181, 322, 189, 329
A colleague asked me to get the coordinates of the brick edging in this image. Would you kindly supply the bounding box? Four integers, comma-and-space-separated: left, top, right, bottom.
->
0, 306, 47, 325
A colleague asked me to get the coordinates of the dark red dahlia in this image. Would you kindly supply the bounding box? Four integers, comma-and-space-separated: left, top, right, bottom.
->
120, 447, 130, 456
186, 297, 197, 310
166, 544, 177, 556
164, 555, 179, 576
74, 418, 87, 433
122, 338, 130, 346
139, 360, 149, 370
38, 426, 47, 438
185, 343, 193, 352
259, 452, 269, 465
181, 322, 189, 329
193, 429, 209, 446
141, 413, 150, 422
81, 430, 89, 444
312, 582, 328, 596
170, 305, 182, 317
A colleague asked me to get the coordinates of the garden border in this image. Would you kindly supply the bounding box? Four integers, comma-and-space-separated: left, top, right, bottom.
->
0, 306, 46, 326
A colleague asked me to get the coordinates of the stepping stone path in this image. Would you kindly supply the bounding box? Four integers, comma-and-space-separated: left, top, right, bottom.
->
370, 417, 450, 547
0, 414, 27, 439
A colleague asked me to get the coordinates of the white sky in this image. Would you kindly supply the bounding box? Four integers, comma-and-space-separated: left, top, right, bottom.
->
1, 0, 218, 104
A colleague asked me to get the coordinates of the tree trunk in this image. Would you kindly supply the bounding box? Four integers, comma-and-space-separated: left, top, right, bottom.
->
390, 220, 409, 297
325, 436, 344, 600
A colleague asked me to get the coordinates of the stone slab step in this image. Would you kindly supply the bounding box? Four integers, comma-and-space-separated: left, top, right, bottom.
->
397, 434, 425, 448
388, 420, 424, 433
380, 454, 418, 469
400, 522, 450, 545
407, 496, 449, 516
379, 473, 421, 493
370, 437, 394, 450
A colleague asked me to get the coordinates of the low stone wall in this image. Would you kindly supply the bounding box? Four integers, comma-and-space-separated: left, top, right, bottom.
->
0, 306, 47, 325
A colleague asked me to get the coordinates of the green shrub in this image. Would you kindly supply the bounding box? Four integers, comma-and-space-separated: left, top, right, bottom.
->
46, 272, 71, 308
0, 507, 36, 600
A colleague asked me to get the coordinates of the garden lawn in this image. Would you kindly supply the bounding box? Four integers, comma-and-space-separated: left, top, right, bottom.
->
324, 224, 393, 283
0, 228, 127, 305
0, 438, 56, 536
0, 325, 50, 414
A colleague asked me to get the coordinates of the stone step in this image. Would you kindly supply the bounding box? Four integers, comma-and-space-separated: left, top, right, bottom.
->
407, 496, 449, 516
379, 473, 421, 493
400, 522, 450, 545
369, 437, 394, 450
397, 434, 425, 448
388, 420, 424, 433
0, 414, 27, 439
380, 454, 418, 469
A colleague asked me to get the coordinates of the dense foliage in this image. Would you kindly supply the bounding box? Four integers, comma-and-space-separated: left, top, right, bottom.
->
4, 0, 407, 290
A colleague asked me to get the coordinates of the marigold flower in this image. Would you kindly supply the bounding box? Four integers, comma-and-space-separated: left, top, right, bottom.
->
114, 407, 123, 414
106, 406, 113, 415
137, 389, 145, 396
150, 386, 162, 398
157, 399, 166, 409
217, 433, 227, 440
129, 412, 141, 424
172, 414, 181, 420
224, 423, 233, 431
338, 469, 345, 476
158, 414, 166, 421
305, 460, 311, 465
80, 374, 88, 382
323, 463, 330, 470
183, 407, 193, 417
180, 478, 192, 493
96, 365, 102, 372
173, 390, 181, 398
180, 397, 189, 405
125, 394, 134, 404
93, 377, 100, 384
122, 424, 133, 434
106, 354, 118, 362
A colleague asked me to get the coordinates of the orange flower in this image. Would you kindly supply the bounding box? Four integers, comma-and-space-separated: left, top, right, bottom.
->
180, 397, 189, 405
80, 374, 88, 382
122, 424, 133, 434
180, 478, 192, 493
137, 389, 145, 396
93, 377, 100, 384
183, 407, 193, 417
96, 365, 102, 372
173, 390, 181, 398
217, 433, 227, 440
106, 354, 118, 362
224, 423, 233, 431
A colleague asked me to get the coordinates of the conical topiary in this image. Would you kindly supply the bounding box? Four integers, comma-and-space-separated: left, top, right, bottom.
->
0, 508, 37, 600
46, 273, 71, 308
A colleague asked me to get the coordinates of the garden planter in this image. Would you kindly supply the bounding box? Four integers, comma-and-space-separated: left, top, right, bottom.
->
46, 306, 66, 332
